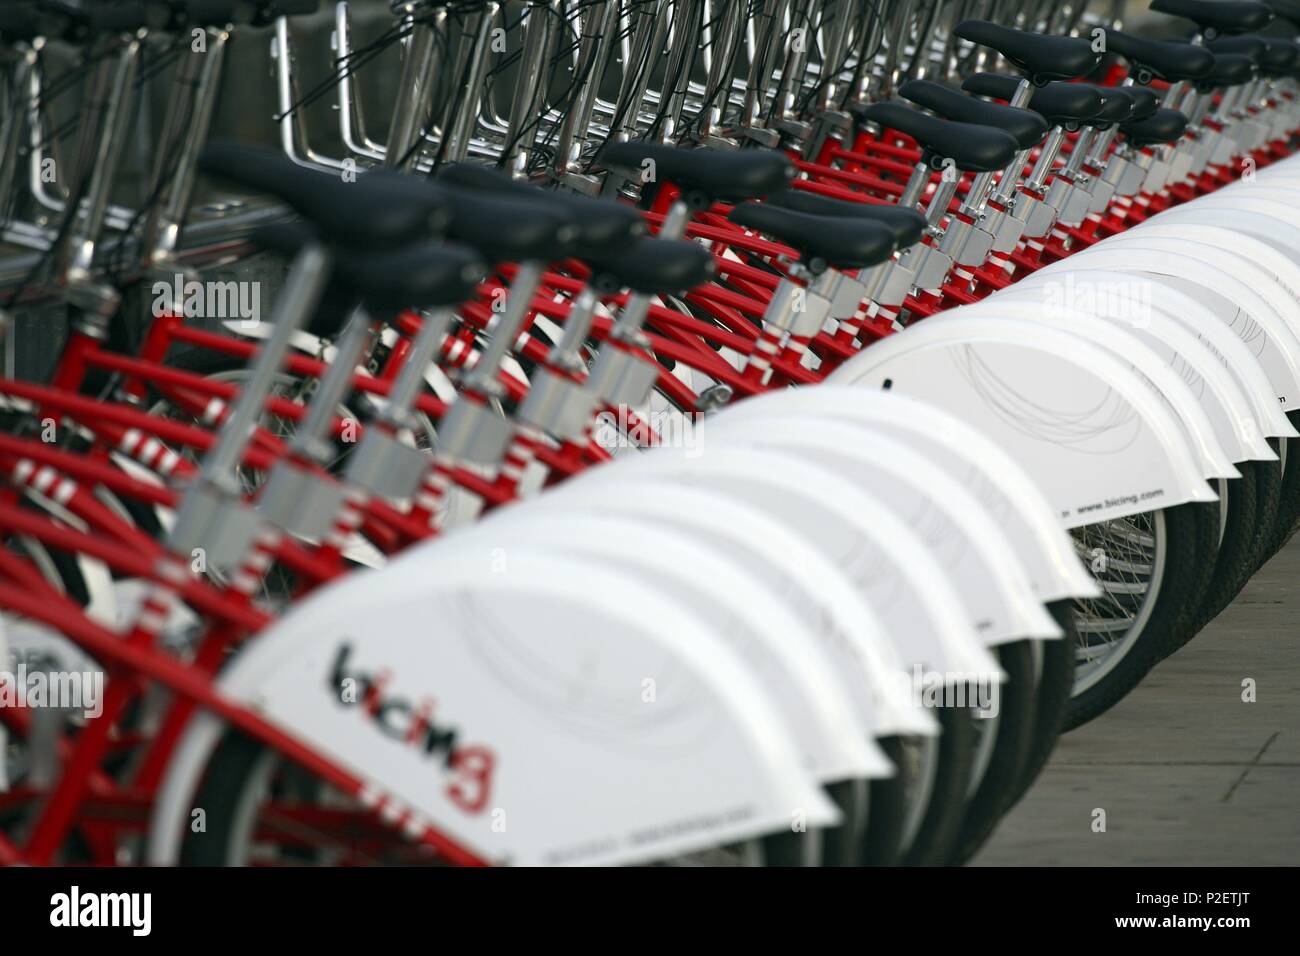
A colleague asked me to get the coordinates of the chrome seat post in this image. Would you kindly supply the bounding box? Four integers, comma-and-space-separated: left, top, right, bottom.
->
0, 39, 40, 237
435, 2, 502, 164
143, 26, 234, 272
502, 1, 563, 177
57, 27, 145, 318
551, 0, 620, 188
334, 1, 389, 162
385, 2, 447, 171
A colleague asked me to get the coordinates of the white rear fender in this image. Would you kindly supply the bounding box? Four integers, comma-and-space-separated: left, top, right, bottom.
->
710, 388, 1098, 601
1214, 180, 1300, 206
829, 316, 1216, 527
510, 475, 935, 738
149, 549, 835, 867
1146, 205, 1300, 269
578, 446, 1002, 681
1097, 229, 1300, 350
450, 512, 889, 782
1007, 267, 1294, 442
705, 415, 1063, 644
1255, 164, 1300, 184
968, 294, 1262, 465
1047, 245, 1300, 409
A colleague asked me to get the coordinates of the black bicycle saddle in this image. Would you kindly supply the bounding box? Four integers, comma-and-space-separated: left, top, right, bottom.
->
765, 189, 927, 250
1089, 86, 1160, 126
728, 203, 897, 273
581, 238, 715, 297
331, 242, 486, 315
200, 143, 451, 250
899, 79, 1049, 149
856, 102, 1021, 172
954, 20, 1100, 81
1099, 28, 1216, 82
433, 187, 581, 264
1209, 34, 1299, 75
1263, 0, 1300, 27
1195, 51, 1259, 89
436, 164, 645, 258
962, 74, 1105, 128
248, 221, 485, 320
1084, 86, 1139, 126
1119, 108, 1190, 148
1150, 0, 1273, 36
598, 143, 796, 206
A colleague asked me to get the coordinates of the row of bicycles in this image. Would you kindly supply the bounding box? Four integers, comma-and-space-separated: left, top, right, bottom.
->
0, 0, 1298, 866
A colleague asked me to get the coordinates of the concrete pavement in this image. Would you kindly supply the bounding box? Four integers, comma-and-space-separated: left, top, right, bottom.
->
973, 535, 1300, 865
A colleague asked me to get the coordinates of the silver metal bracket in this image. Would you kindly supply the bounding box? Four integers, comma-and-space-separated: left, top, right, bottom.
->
436, 398, 514, 467
800, 110, 853, 160
937, 217, 994, 267
1019, 189, 1058, 239
1045, 176, 1093, 227
257, 460, 350, 541
345, 428, 432, 501
986, 201, 1028, 254
809, 269, 870, 320
586, 345, 661, 409
911, 242, 955, 291
764, 280, 833, 339
517, 368, 599, 442
169, 482, 262, 573
1166, 145, 1194, 186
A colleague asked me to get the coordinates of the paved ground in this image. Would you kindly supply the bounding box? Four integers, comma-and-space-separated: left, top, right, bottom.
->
974, 536, 1300, 866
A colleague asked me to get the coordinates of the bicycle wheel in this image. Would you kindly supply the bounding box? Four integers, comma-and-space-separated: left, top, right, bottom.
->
952, 640, 1036, 863
1065, 502, 1219, 729
1181, 469, 1259, 636
1246, 451, 1283, 575
899, 704, 978, 866
860, 736, 914, 866
1261, 414, 1300, 561
1004, 601, 1076, 806
180, 729, 824, 866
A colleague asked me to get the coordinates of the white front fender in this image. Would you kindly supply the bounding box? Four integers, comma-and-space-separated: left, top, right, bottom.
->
1007, 266, 1294, 442
512, 475, 936, 739
966, 295, 1259, 467
710, 387, 1098, 601
703, 414, 1063, 645
828, 315, 1216, 527
1045, 245, 1300, 409
449, 512, 889, 783
1143, 205, 1300, 269
578, 445, 1001, 681
149, 549, 835, 866
1091, 228, 1300, 348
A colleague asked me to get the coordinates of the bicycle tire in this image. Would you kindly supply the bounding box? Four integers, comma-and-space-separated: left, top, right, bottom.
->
860, 735, 912, 866
952, 639, 1036, 863
1181, 469, 1259, 637
899, 704, 977, 866
182, 729, 827, 867
1064, 502, 1220, 730
1246, 451, 1283, 574
1260, 417, 1300, 561
1004, 601, 1076, 807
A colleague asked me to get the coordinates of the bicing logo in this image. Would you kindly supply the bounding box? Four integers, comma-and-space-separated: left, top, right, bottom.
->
330, 643, 496, 814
